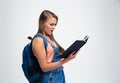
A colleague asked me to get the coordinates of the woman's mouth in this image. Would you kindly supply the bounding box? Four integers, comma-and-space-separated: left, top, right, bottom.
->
50, 30, 53, 32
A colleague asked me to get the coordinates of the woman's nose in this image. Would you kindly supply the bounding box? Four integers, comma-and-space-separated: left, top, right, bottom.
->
52, 25, 56, 29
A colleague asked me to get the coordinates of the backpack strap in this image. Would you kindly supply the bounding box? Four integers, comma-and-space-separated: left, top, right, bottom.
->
32, 34, 48, 49
28, 34, 48, 49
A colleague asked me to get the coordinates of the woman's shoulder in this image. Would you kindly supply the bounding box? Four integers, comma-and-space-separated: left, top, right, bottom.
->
32, 33, 48, 48
32, 36, 44, 46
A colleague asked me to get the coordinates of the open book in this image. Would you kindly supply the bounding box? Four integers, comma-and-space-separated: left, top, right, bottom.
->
60, 35, 89, 58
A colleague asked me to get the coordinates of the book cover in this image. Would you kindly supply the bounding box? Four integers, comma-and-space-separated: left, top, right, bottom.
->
60, 35, 89, 58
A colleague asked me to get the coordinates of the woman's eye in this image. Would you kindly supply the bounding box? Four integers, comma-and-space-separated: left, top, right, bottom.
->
50, 23, 56, 26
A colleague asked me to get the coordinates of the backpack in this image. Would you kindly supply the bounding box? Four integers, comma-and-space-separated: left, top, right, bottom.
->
22, 34, 48, 83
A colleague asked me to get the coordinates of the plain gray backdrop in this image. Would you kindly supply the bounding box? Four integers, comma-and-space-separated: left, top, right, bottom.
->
0, 0, 120, 83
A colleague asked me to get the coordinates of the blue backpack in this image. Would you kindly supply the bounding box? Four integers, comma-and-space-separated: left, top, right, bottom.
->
22, 34, 48, 83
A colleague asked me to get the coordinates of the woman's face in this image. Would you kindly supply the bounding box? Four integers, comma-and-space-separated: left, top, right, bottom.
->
43, 17, 57, 36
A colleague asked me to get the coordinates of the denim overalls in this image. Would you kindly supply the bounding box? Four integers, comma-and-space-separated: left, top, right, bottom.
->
32, 33, 65, 83
42, 38, 66, 83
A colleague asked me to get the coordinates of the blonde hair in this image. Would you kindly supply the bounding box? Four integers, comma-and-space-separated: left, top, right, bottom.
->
37, 10, 64, 54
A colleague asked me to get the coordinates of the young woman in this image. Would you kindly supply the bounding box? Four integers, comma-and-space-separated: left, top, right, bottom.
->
32, 10, 79, 83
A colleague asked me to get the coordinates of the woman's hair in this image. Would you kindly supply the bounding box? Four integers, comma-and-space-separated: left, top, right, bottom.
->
38, 10, 58, 34
37, 10, 64, 54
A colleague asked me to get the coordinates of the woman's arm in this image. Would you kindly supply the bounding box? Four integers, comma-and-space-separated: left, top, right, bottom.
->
32, 37, 78, 72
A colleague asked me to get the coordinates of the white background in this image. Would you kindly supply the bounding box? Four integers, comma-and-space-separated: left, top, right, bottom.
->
0, 0, 120, 83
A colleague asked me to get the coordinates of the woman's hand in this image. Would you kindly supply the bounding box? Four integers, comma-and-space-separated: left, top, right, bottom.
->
62, 51, 79, 63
